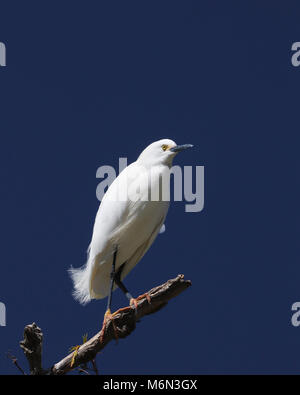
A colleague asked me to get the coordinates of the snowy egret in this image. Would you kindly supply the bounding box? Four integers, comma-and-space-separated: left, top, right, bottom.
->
69, 139, 193, 325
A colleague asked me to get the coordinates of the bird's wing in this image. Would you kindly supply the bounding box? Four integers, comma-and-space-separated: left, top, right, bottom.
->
88, 162, 169, 299
90, 161, 168, 259
89, 162, 142, 257
116, 214, 165, 285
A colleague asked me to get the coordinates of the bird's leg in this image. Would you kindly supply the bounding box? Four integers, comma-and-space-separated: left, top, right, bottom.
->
114, 263, 134, 302
106, 248, 117, 316
100, 247, 119, 342
114, 263, 152, 311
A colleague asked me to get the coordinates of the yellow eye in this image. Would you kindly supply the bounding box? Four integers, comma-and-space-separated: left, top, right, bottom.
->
161, 144, 168, 151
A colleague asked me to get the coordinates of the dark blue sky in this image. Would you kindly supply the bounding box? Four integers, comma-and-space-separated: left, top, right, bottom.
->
1, 0, 300, 374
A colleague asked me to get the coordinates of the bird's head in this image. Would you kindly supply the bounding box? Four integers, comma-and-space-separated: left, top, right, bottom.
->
138, 139, 193, 167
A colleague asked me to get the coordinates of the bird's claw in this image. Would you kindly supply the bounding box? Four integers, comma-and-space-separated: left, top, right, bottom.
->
145, 293, 152, 304
100, 309, 119, 343
130, 292, 152, 310
130, 298, 138, 309
100, 293, 152, 343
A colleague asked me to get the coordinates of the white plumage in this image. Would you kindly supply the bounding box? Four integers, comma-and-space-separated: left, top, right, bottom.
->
69, 139, 192, 305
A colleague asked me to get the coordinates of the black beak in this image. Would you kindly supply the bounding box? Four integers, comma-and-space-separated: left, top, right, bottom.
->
170, 144, 193, 153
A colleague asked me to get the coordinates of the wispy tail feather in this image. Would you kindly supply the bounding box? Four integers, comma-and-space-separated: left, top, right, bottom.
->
68, 259, 92, 305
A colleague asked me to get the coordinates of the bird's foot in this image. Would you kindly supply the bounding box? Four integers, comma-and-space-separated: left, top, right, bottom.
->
130, 292, 152, 310
100, 308, 119, 343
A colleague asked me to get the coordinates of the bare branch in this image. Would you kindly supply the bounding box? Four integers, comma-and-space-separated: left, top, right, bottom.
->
19, 274, 191, 375
91, 359, 99, 375
77, 367, 91, 375
7, 352, 27, 375
19, 323, 44, 375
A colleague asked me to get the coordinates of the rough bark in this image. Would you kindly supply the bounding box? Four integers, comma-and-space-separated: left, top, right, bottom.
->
19, 274, 191, 375
19, 323, 44, 375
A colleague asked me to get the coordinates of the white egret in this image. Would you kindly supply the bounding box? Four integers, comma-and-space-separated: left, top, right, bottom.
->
69, 139, 193, 325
